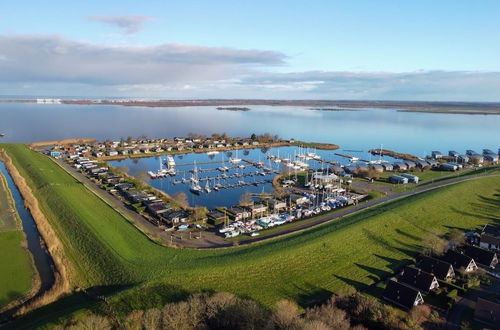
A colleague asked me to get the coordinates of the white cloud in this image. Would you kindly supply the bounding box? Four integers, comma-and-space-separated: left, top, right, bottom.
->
88, 15, 153, 35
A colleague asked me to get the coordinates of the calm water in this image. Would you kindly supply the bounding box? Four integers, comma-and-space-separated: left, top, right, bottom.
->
0, 162, 55, 295
1, 102, 499, 157
110, 146, 381, 209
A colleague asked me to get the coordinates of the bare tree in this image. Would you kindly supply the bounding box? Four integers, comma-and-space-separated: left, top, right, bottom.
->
171, 192, 189, 209
422, 229, 447, 256
448, 228, 465, 249
239, 191, 253, 207
142, 308, 162, 330
191, 206, 208, 223
270, 300, 302, 329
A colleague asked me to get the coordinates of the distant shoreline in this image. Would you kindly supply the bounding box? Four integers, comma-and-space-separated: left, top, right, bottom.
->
216, 106, 251, 112
1, 99, 500, 115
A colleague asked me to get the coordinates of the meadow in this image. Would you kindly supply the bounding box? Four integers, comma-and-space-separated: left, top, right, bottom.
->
0, 168, 35, 309
1, 144, 499, 325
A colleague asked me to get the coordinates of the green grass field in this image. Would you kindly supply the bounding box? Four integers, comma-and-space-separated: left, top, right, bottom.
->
0, 167, 35, 308
1, 144, 499, 324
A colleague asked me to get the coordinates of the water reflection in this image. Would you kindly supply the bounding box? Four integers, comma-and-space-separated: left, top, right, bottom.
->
0, 103, 499, 155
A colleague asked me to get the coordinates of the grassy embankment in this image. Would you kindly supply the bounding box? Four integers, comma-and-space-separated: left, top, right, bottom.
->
0, 165, 36, 309
2, 144, 499, 326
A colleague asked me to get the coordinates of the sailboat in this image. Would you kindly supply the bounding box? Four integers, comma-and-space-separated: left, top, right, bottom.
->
229, 150, 242, 163
204, 181, 211, 193
190, 182, 202, 194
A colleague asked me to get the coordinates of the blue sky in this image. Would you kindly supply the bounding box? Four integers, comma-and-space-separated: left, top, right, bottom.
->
1, 1, 499, 100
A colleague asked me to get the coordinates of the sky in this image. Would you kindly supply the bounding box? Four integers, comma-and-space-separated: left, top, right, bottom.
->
0, 0, 499, 101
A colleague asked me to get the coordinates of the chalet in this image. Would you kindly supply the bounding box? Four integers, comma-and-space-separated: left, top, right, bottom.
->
417, 255, 455, 280
389, 175, 408, 184
426, 159, 439, 167
225, 207, 251, 221
381, 163, 393, 171
401, 173, 419, 183
146, 201, 170, 217
399, 266, 439, 293
120, 149, 129, 155
474, 298, 500, 327
404, 161, 416, 169
207, 210, 227, 225
485, 154, 499, 163
415, 160, 430, 169
93, 151, 104, 157
161, 210, 190, 224
431, 151, 443, 159
370, 164, 384, 173
382, 280, 424, 310
103, 176, 124, 184
247, 204, 267, 216
267, 199, 287, 211
464, 245, 498, 269
440, 163, 458, 171
114, 182, 134, 191
479, 225, 500, 252
393, 162, 408, 171
442, 250, 478, 273
466, 149, 479, 156
449, 150, 460, 157
107, 150, 118, 156
457, 155, 469, 163
483, 149, 495, 155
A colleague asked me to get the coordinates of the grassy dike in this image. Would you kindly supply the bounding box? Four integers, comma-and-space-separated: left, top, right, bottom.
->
1, 144, 499, 326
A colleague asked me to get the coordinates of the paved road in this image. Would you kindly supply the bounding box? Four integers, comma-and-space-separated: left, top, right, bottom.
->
55, 158, 498, 249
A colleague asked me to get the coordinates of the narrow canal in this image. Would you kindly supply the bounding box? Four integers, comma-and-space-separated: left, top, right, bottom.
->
0, 162, 55, 300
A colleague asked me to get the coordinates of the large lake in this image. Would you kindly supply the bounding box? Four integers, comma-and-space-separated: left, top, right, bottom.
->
1, 102, 499, 156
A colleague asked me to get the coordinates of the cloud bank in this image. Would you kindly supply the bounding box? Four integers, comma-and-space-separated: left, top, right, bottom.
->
88, 15, 153, 34
0, 34, 499, 101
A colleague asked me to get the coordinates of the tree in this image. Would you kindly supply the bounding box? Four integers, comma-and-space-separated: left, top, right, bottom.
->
171, 192, 189, 209
448, 228, 465, 248
250, 133, 257, 141
270, 300, 302, 329
191, 206, 208, 223
135, 171, 150, 184
142, 308, 162, 330
239, 191, 253, 207
422, 230, 447, 256
118, 165, 130, 174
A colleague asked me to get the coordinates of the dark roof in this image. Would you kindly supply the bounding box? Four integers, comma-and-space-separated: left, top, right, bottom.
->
474, 298, 500, 326
464, 245, 497, 267
483, 224, 500, 237
399, 266, 437, 293
382, 280, 423, 310
418, 255, 454, 280
442, 250, 475, 270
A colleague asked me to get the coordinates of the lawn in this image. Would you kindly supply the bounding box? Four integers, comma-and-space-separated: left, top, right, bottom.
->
0, 165, 35, 309
1, 144, 499, 325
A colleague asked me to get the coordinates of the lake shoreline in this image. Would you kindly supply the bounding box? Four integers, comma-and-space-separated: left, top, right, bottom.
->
2, 99, 500, 115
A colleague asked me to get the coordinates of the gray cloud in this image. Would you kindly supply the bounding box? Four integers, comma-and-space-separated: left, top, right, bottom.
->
88, 15, 153, 34
0, 34, 499, 101
0, 34, 285, 86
